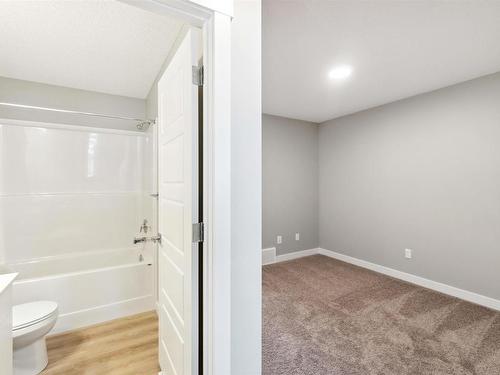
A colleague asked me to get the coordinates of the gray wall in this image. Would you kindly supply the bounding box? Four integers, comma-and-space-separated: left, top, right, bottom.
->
319, 72, 500, 300
232, 1, 262, 374
263, 114, 318, 255
0, 76, 145, 131
145, 25, 190, 119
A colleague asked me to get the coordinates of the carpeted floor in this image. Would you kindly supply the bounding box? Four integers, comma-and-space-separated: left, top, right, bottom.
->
263, 255, 500, 375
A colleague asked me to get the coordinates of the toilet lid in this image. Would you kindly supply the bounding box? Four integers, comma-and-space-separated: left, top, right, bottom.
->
13, 301, 58, 330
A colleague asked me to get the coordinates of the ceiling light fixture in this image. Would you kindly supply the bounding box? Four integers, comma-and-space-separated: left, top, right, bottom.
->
328, 65, 353, 80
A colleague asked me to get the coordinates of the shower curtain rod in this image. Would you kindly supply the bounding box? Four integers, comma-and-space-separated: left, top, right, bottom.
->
0, 102, 155, 129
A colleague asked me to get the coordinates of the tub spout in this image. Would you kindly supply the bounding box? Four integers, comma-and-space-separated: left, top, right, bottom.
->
133, 234, 161, 245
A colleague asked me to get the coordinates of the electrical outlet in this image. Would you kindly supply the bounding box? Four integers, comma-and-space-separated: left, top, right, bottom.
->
277, 235, 282, 244
295, 233, 300, 241
405, 248, 412, 259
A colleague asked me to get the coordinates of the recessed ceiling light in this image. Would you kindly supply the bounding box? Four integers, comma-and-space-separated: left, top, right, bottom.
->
328, 65, 353, 80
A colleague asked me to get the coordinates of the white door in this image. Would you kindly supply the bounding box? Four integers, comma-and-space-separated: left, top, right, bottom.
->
157, 29, 200, 375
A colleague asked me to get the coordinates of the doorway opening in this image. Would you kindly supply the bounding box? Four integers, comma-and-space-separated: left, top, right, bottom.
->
0, 0, 227, 374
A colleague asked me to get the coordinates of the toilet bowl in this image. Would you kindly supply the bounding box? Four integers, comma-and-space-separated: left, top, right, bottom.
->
12, 301, 59, 375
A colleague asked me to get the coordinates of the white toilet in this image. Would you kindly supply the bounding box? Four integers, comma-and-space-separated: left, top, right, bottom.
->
12, 301, 59, 375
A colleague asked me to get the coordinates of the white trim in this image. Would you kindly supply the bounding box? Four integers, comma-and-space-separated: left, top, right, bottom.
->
263, 246, 500, 311
51, 295, 155, 334
276, 248, 320, 263
262, 247, 319, 265
117, 3, 232, 375
318, 248, 500, 311
204, 12, 232, 375
120, 0, 212, 27
0, 118, 147, 136
262, 247, 276, 265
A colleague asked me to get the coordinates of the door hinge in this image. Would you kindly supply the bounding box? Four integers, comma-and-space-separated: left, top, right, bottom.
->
192, 222, 205, 243
192, 65, 204, 86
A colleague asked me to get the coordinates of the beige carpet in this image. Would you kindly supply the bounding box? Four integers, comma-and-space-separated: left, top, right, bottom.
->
263, 255, 500, 375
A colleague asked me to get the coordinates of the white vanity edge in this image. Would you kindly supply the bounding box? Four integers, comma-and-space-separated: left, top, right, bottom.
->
0, 273, 18, 294
0, 271, 16, 375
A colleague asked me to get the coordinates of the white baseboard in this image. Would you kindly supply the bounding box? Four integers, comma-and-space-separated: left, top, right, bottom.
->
266, 246, 500, 311
52, 295, 156, 334
276, 248, 320, 263
262, 247, 319, 265
318, 248, 500, 312
262, 247, 276, 265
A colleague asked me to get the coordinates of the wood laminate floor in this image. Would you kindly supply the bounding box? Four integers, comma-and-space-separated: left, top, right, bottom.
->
42, 311, 160, 375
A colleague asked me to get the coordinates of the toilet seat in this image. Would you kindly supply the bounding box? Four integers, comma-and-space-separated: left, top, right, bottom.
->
13, 301, 58, 331
12, 301, 59, 375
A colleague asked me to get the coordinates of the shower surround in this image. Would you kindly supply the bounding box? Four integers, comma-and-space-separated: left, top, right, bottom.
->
0, 118, 156, 333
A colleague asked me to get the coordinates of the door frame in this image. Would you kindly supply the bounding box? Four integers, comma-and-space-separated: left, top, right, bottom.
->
118, 2, 231, 375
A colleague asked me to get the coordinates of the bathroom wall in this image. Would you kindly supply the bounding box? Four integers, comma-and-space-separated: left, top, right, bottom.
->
0, 119, 146, 263
0, 76, 146, 131
145, 24, 194, 120
0, 78, 157, 330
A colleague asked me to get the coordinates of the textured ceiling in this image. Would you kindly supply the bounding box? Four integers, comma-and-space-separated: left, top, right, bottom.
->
0, 0, 184, 98
263, 1, 500, 123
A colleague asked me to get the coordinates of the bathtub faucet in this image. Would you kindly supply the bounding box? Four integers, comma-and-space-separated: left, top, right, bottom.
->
133, 234, 162, 245
133, 236, 147, 244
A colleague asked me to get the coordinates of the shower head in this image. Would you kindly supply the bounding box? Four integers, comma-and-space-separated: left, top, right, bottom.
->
136, 119, 155, 131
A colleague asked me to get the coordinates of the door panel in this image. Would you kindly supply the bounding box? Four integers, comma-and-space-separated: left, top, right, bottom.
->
157, 29, 200, 375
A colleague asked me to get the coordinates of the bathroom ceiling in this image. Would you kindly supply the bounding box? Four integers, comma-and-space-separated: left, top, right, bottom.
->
0, 0, 184, 99
263, 1, 500, 123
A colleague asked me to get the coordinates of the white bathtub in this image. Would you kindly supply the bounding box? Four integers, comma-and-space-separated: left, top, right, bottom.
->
7, 248, 155, 334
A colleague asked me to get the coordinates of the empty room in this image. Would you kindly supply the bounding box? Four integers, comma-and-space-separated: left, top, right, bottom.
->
262, 1, 500, 374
